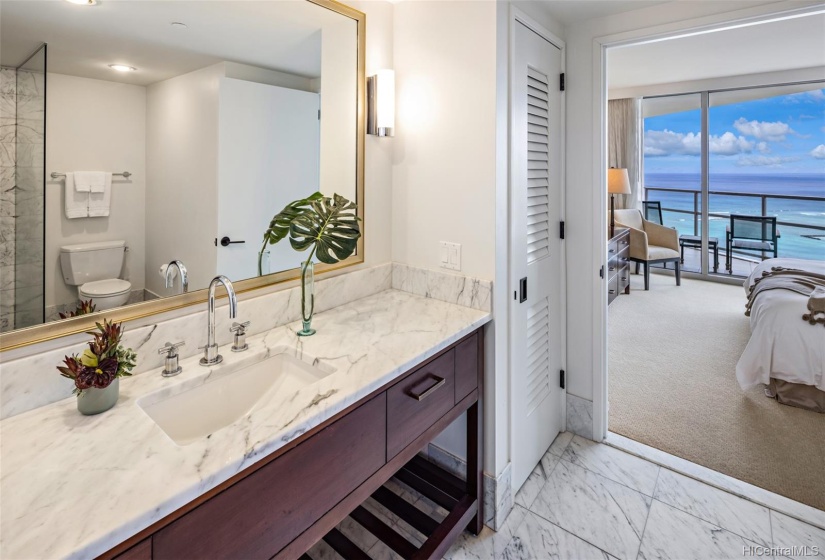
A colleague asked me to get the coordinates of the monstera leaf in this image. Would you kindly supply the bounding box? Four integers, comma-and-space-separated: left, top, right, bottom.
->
289, 194, 361, 264
258, 192, 324, 275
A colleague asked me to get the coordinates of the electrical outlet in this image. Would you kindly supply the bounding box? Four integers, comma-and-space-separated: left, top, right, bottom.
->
439, 241, 461, 271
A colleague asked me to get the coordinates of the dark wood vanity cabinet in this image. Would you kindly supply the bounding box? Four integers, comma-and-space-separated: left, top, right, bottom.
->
106, 328, 483, 560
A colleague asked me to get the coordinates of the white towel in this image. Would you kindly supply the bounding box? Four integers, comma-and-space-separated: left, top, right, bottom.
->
74, 171, 107, 193
87, 173, 112, 217
64, 173, 88, 219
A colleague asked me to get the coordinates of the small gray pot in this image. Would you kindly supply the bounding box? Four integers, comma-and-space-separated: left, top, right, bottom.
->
77, 378, 119, 416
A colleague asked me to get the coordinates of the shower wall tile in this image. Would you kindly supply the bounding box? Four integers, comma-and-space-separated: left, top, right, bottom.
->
0, 68, 16, 95
0, 68, 14, 332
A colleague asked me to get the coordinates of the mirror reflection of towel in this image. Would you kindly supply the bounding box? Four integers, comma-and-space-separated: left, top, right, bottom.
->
64, 173, 87, 219
87, 173, 112, 217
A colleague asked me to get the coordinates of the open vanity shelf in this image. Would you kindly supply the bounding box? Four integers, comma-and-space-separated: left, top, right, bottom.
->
103, 329, 484, 560
310, 455, 480, 560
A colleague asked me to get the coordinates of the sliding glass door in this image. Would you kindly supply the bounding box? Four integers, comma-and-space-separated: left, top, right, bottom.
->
643, 81, 825, 279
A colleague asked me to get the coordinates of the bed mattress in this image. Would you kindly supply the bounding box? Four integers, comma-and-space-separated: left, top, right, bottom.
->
736, 258, 825, 393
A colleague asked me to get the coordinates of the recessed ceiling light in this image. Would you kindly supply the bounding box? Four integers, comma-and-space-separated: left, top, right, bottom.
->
170, 22, 188, 29
65, 0, 98, 5
109, 64, 136, 72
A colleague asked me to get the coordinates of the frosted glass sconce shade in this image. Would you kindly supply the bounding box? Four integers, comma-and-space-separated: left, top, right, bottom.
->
367, 69, 395, 137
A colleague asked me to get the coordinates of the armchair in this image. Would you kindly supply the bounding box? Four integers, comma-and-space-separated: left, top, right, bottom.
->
614, 208, 681, 290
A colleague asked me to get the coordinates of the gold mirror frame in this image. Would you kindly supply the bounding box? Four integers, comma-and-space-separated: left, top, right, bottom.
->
0, 0, 366, 352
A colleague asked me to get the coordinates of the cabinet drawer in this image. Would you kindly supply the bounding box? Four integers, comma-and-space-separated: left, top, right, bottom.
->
113, 539, 151, 560
387, 350, 456, 459
455, 333, 480, 403
617, 264, 630, 293
608, 273, 619, 304
153, 394, 387, 560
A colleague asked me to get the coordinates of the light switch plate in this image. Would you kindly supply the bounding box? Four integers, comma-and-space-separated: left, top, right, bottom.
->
440, 241, 461, 271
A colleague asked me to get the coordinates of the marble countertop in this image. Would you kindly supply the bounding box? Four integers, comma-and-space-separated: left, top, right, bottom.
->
0, 289, 490, 560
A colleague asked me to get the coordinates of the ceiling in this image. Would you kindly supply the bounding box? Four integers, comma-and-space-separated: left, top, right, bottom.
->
608, 13, 825, 90
0, 1, 353, 86
529, 0, 669, 26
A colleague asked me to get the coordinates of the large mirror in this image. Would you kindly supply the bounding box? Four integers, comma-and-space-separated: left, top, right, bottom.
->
0, 0, 365, 348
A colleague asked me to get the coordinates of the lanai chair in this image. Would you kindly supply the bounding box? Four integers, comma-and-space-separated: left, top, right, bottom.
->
725, 215, 779, 274
615, 208, 681, 290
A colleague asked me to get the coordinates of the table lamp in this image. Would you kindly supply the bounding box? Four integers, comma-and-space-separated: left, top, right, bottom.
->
608, 168, 631, 238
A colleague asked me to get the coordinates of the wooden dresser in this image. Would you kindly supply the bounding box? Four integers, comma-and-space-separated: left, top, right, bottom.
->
608, 228, 631, 305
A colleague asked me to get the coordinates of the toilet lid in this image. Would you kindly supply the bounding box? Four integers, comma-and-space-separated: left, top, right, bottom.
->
80, 279, 131, 297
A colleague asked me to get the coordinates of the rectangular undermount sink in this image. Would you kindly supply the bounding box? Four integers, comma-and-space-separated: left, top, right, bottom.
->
138, 353, 334, 446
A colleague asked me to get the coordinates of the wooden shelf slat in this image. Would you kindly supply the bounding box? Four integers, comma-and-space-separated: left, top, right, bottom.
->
406, 455, 466, 500
371, 486, 440, 536
349, 506, 418, 560
413, 495, 478, 560
394, 468, 459, 511
322, 528, 372, 560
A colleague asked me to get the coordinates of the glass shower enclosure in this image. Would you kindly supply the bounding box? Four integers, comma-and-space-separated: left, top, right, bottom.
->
0, 43, 46, 331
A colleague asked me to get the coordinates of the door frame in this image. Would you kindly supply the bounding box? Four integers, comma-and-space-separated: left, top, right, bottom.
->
592, 3, 824, 442
507, 5, 567, 483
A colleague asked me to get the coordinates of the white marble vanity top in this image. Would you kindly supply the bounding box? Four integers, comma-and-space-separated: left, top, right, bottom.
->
0, 289, 490, 560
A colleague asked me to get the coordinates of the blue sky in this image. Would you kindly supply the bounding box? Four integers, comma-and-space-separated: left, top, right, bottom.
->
644, 88, 825, 175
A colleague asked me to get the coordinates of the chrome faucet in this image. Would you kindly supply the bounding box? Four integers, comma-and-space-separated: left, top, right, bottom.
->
200, 275, 238, 366
165, 260, 189, 293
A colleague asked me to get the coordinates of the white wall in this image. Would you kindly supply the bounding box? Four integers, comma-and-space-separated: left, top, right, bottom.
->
145, 64, 222, 297
564, 0, 822, 438
391, 0, 498, 281
45, 73, 146, 309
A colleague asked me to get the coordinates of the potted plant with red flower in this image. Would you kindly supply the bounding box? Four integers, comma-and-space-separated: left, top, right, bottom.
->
57, 319, 137, 415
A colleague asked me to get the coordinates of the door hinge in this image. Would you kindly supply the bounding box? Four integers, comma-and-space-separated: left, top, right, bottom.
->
214, 238, 217, 247
560, 220, 565, 240
318, 109, 321, 120
560, 73, 565, 92
560, 369, 566, 389
599, 265, 604, 279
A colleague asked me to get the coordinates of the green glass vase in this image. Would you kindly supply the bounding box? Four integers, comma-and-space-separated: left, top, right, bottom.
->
297, 260, 316, 336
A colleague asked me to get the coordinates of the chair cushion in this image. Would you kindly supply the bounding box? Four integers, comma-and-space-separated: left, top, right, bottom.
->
731, 239, 774, 250
647, 245, 680, 261
614, 209, 643, 230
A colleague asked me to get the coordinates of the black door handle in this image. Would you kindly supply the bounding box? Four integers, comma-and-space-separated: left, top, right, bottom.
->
519, 277, 527, 303
220, 236, 245, 247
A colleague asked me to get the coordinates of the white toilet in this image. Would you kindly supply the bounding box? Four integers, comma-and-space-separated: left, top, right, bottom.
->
59, 240, 132, 311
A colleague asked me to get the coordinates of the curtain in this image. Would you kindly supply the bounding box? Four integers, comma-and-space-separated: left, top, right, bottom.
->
608, 98, 642, 210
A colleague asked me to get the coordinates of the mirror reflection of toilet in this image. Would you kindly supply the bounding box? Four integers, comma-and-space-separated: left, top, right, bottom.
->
59, 241, 131, 311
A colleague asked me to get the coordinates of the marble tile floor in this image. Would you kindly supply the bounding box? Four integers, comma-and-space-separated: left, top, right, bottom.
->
307, 433, 825, 560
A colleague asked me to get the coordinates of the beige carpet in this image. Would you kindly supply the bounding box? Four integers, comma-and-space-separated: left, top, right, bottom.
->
608, 273, 825, 511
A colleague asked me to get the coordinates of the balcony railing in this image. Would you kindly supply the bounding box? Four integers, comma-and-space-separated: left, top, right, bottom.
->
643, 185, 825, 265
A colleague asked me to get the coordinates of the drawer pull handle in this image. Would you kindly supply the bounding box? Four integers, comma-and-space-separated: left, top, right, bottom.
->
621, 276, 627, 281
609, 289, 616, 294
408, 375, 446, 401
609, 266, 616, 271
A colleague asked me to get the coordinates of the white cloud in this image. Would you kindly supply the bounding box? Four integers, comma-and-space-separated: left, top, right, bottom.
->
710, 132, 755, 155
737, 155, 801, 167
810, 144, 825, 160
644, 129, 753, 157
732, 118, 795, 142
756, 142, 770, 154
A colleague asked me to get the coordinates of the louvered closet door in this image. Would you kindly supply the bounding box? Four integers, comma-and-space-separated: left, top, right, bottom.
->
511, 21, 563, 493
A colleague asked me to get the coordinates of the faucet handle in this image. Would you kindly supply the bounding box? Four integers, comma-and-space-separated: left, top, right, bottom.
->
158, 341, 185, 377
158, 341, 185, 356
230, 321, 250, 352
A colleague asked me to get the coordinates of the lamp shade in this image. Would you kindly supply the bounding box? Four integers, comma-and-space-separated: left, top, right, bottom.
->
607, 168, 631, 194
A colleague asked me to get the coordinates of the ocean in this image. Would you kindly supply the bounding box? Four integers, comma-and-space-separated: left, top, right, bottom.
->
643, 173, 825, 261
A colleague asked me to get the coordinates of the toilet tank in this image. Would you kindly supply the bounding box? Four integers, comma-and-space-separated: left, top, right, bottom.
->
60, 240, 126, 286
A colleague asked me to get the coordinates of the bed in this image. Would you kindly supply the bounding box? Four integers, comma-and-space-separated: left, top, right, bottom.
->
736, 258, 825, 412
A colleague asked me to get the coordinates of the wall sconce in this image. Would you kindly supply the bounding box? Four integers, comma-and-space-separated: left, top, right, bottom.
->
367, 69, 394, 137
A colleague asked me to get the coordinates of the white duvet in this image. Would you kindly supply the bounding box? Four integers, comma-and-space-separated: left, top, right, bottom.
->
736, 258, 825, 392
